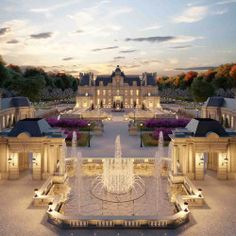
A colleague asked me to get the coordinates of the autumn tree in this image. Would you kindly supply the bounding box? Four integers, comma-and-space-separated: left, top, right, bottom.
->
191, 77, 215, 102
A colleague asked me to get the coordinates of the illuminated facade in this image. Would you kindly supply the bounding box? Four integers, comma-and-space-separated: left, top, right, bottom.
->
76, 65, 160, 109
170, 118, 236, 180
0, 118, 66, 180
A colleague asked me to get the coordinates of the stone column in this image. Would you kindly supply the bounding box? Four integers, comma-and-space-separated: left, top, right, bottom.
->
172, 145, 178, 175
188, 144, 194, 179
8, 152, 19, 179
32, 152, 41, 180
59, 144, 66, 175
182, 145, 188, 175
217, 152, 228, 180
195, 153, 204, 180
48, 145, 55, 174
42, 144, 49, 179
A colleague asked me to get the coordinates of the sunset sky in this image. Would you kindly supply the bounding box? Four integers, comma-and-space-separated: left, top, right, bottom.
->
0, 0, 236, 76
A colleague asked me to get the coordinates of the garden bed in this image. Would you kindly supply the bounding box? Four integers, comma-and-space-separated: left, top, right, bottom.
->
142, 133, 169, 147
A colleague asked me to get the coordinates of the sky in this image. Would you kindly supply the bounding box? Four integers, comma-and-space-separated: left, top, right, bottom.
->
0, 0, 236, 76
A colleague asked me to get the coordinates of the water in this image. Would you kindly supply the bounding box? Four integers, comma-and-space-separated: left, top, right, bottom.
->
71, 131, 77, 157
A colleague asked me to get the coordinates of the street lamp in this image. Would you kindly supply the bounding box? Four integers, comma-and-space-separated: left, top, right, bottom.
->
88, 122, 91, 147
140, 122, 143, 148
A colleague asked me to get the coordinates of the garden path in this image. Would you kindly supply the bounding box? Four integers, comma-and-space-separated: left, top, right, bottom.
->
72, 113, 168, 158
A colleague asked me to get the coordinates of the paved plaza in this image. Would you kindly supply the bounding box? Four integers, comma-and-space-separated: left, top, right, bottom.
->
1, 116, 236, 235
69, 113, 167, 158
1, 171, 236, 236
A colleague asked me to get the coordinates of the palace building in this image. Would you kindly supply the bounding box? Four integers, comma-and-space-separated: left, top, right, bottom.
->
201, 97, 236, 130
76, 65, 160, 110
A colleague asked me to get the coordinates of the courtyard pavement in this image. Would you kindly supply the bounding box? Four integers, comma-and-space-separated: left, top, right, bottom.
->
1, 114, 236, 235
1, 171, 236, 236
69, 112, 167, 158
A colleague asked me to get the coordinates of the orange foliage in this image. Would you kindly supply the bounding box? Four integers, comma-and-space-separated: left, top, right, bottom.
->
230, 64, 236, 80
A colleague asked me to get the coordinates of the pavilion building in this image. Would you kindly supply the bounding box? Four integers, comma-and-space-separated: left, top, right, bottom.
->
76, 65, 160, 110
170, 118, 236, 180
0, 118, 66, 180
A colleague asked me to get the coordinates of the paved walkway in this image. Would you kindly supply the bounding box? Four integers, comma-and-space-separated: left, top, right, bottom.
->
1, 171, 236, 235
71, 113, 168, 158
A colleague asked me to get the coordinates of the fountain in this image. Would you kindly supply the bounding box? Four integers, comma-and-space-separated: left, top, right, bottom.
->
155, 131, 164, 158
57, 114, 61, 120
91, 135, 145, 202
71, 131, 77, 157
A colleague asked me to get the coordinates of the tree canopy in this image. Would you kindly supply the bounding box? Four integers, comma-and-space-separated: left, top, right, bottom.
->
0, 56, 78, 101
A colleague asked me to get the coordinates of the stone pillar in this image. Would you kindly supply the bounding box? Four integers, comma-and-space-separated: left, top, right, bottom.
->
195, 153, 204, 180
182, 145, 188, 175
172, 145, 178, 175
59, 144, 66, 175
42, 144, 49, 179
217, 152, 228, 180
187, 144, 194, 179
8, 152, 19, 179
32, 152, 41, 180
48, 145, 55, 174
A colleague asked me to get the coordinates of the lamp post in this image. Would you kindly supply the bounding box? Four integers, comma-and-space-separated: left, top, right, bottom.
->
140, 122, 143, 148
88, 122, 91, 147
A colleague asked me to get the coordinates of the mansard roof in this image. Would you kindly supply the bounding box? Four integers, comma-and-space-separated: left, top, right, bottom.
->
1, 97, 31, 110
79, 66, 156, 87
171, 118, 236, 138
6, 118, 65, 138
204, 97, 236, 110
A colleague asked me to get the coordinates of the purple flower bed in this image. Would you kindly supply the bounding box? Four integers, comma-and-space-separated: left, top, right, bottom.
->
152, 128, 172, 141
47, 118, 88, 128
145, 118, 190, 129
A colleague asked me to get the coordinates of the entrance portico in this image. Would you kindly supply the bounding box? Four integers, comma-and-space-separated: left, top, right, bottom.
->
0, 118, 66, 180
170, 118, 236, 180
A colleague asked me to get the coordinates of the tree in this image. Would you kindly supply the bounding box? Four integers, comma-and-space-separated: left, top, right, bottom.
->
230, 64, 236, 80
0, 64, 11, 87
191, 77, 215, 102
184, 71, 198, 86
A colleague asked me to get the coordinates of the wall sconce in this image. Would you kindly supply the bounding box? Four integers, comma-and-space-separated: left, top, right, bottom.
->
8, 157, 14, 166
222, 157, 228, 166
32, 157, 38, 166
199, 156, 204, 166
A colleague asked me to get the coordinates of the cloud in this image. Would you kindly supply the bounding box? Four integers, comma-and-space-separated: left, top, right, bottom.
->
170, 45, 192, 49
30, 32, 53, 39
92, 46, 119, 52
29, 0, 79, 14
114, 56, 125, 60
173, 6, 208, 23
125, 36, 175, 43
0, 27, 10, 36
175, 66, 217, 71
212, 9, 228, 15
62, 57, 74, 61
75, 29, 84, 33
125, 35, 203, 44
7, 39, 19, 44
120, 49, 137, 53
216, 0, 236, 5
140, 24, 162, 31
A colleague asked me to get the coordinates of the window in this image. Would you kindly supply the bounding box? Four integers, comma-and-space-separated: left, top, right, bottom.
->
130, 90, 133, 96
103, 90, 106, 96
97, 90, 100, 96
136, 90, 139, 96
